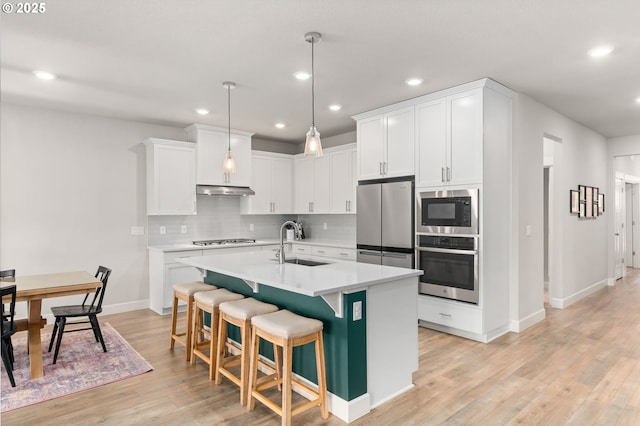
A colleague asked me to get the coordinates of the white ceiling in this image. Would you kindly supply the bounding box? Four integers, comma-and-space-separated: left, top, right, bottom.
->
2, 0, 639, 143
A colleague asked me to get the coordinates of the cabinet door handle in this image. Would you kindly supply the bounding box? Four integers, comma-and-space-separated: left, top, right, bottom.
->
441, 167, 446, 182
383, 162, 387, 175
447, 167, 451, 182
379, 162, 383, 175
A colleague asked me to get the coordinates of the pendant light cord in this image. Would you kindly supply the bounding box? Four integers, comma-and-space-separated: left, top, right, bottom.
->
227, 84, 231, 153
311, 37, 315, 128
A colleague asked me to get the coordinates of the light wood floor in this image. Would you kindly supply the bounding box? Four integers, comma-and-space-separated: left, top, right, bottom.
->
4, 270, 640, 425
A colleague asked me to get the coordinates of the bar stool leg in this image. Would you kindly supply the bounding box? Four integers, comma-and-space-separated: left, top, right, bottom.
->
190, 304, 202, 365
185, 296, 194, 362
316, 331, 328, 419
170, 294, 178, 349
282, 341, 294, 426
247, 327, 259, 411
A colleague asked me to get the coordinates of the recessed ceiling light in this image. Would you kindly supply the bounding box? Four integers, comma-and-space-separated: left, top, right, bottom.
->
406, 78, 423, 86
195, 108, 209, 115
275, 123, 285, 129
588, 45, 614, 57
294, 71, 311, 80
33, 70, 56, 80
329, 104, 342, 111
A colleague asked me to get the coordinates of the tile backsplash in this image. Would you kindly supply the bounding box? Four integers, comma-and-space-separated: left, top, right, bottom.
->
147, 196, 356, 246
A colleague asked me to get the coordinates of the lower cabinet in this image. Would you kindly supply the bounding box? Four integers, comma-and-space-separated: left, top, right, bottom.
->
291, 244, 356, 261
149, 250, 203, 315
418, 295, 482, 335
149, 246, 265, 315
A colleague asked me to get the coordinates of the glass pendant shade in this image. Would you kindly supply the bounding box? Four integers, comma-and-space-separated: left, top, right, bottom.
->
223, 150, 236, 174
304, 126, 323, 157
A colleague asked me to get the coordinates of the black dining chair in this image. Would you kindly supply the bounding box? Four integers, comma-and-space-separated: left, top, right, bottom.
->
48, 266, 112, 364
1, 284, 17, 387
1, 269, 16, 313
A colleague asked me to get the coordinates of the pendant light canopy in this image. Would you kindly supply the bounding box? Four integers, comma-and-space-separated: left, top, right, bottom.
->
222, 81, 237, 174
303, 32, 323, 157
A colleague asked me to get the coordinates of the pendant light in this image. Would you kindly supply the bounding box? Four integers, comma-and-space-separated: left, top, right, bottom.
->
222, 81, 236, 174
303, 32, 323, 157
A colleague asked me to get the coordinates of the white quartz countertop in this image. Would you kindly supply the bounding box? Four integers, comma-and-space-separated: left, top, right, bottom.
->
178, 251, 421, 297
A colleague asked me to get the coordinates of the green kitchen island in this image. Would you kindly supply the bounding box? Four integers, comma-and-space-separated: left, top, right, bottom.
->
178, 250, 421, 423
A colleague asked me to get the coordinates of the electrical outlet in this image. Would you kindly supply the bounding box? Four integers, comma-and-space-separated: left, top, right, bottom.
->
160, 226, 166, 235
323, 222, 328, 230
249, 223, 254, 231
130, 226, 144, 236
181, 225, 187, 234
353, 301, 362, 321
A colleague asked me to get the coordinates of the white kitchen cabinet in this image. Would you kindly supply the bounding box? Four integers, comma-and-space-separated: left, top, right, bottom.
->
148, 249, 203, 315
185, 123, 253, 187
291, 244, 356, 261
293, 155, 331, 214
356, 106, 415, 181
240, 152, 293, 214
416, 89, 482, 187
144, 138, 197, 216
330, 147, 357, 213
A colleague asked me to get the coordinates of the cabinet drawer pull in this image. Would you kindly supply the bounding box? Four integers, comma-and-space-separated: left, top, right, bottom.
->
339, 252, 349, 256
439, 313, 452, 318
317, 250, 325, 254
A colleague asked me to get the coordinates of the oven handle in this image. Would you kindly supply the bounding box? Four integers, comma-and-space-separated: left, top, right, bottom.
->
417, 247, 478, 255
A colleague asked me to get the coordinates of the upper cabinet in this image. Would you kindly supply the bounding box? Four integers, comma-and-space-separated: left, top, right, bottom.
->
416, 89, 482, 187
144, 138, 196, 215
240, 152, 293, 214
293, 155, 331, 214
185, 124, 253, 187
330, 147, 357, 213
355, 106, 415, 181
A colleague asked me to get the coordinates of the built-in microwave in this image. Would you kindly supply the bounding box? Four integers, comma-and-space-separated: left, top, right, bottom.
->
417, 189, 479, 234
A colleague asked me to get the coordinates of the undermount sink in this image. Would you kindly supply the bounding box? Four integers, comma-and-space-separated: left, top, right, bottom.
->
284, 258, 329, 267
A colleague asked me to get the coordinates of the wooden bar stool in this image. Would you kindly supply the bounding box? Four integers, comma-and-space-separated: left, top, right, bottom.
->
191, 288, 244, 379
247, 310, 328, 426
170, 281, 214, 362
215, 298, 279, 405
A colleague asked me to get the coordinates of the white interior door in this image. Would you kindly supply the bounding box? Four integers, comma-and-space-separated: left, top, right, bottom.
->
615, 178, 625, 279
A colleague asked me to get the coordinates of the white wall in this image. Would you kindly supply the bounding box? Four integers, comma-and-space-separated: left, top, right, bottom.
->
0, 103, 185, 315
512, 94, 608, 329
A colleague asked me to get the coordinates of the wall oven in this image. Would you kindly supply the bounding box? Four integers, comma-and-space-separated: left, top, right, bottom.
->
417, 189, 478, 234
417, 235, 479, 304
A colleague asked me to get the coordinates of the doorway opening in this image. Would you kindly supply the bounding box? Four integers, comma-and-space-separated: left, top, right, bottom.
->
543, 134, 561, 307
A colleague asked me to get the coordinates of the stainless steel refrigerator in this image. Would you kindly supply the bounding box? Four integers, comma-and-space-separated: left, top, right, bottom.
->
356, 179, 414, 268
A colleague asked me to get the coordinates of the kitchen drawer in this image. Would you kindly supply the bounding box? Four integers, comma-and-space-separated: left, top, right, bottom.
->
291, 244, 312, 256
312, 246, 356, 261
418, 295, 482, 334
164, 250, 202, 264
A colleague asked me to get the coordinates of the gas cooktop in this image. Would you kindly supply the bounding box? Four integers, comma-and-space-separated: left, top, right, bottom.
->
192, 238, 256, 246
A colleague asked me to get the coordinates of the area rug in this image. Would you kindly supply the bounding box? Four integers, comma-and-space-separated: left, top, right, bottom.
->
0, 322, 153, 412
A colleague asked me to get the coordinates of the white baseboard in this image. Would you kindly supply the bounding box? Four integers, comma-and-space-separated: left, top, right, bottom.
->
550, 279, 608, 309
510, 308, 545, 332
370, 384, 413, 409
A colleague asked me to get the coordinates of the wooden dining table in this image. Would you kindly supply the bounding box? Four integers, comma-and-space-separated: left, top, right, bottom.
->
1, 270, 102, 379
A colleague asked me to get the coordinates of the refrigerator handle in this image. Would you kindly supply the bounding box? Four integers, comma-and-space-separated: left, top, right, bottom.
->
358, 250, 382, 257
382, 251, 410, 259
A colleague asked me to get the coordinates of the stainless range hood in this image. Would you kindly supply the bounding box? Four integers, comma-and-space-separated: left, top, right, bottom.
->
196, 185, 255, 196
